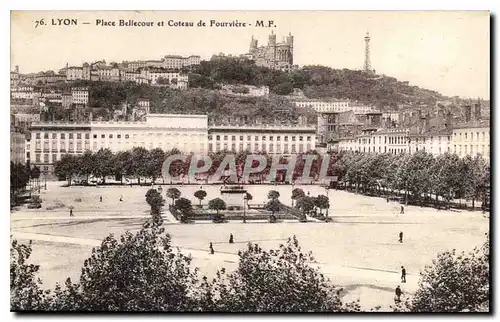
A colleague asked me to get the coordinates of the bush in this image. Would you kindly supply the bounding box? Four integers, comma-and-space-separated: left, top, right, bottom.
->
74, 198, 83, 202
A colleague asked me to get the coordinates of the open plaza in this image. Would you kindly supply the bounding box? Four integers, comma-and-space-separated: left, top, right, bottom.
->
10, 182, 488, 311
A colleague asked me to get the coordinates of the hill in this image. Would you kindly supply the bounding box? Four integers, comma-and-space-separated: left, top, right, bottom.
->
188, 57, 448, 110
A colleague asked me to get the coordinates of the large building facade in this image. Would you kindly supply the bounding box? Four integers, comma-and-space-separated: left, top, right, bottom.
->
247, 32, 294, 71
27, 115, 318, 176
208, 125, 317, 154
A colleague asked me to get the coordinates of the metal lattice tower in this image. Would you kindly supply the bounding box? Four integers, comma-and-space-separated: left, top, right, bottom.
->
363, 32, 371, 72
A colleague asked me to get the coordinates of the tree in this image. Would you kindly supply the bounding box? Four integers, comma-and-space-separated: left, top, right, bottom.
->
113, 151, 133, 184
31, 165, 41, 182
166, 188, 181, 205
296, 196, 315, 215
145, 189, 165, 224
54, 154, 79, 185
147, 148, 165, 183
208, 198, 226, 218
131, 147, 149, 184
11, 239, 50, 311
49, 225, 199, 311
11, 162, 29, 194
267, 190, 280, 200
175, 197, 193, 222
92, 148, 114, 183
314, 195, 330, 215
398, 234, 489, 312
78, 151, 94, 183
194, 190, 207, 206
291, 188, 305, 206
194, 236, 360, 312
265, 199, 281, 222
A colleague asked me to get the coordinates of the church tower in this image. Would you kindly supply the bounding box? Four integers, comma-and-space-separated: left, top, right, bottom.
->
249, 35, 258, 52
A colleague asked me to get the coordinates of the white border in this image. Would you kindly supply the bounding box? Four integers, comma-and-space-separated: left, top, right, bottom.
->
2, 1, 497, 321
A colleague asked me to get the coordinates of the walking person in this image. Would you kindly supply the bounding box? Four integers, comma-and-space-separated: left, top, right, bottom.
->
99, 196, 102, 202
395, 285, 403, 303
398, 231, 403, 243
401, 266, 407, 283
69, 209, 74, 217
119, 195, 123, 202
229, 233, 234, 244
400, 205, 405, 214
209, 242, 214, 255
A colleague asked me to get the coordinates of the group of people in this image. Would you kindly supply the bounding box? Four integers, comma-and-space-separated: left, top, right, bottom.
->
209, 233, 234, 255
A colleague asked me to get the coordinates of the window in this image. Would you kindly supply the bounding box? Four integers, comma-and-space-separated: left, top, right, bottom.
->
208, 143, 213, 152
254, 143, 259, 151
77, 133, 82, 139
109, 134, 113, 139
255, 136, 258, 141
270, 136, 274, 141
117, 134, 121, 139
231, 143, 236, 151
125, 134, 129, 139
44, 154, 49, 163
52, 154, 57, 162
69, 133, 74, 139
36, 133, 41, 139
60, 133, 65, 139
224, 135, 228, 140
239, 135, 243, 141
291, 144, 296, 153
223, 143, 228, 150
44, 133, 49, 139
284, 136, 289, 142
208, 135, 212, 140
52, 133, 57, 139
465, 133, 467, 140
239, 143, 243, 151
277, 136, 281, 141
246, 143, 251, 151
232, 136, 236, 141
93, 134, 97, 139
292, 136, 296, 141
101, 134, 105, 139
35, 154, 41, 162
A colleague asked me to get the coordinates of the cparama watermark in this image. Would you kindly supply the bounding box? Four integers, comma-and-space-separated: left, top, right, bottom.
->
162, 153, 337, 183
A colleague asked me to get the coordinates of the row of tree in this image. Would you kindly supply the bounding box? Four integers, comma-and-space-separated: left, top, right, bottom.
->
333, 150, 490, 208
54, 147, 490, 208
10, 219, 489, 312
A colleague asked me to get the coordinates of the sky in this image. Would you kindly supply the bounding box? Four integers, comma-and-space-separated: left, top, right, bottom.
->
10, 11, 490, 99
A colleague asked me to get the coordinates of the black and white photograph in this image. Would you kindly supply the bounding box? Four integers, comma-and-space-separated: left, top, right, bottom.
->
9, 10, 490, 313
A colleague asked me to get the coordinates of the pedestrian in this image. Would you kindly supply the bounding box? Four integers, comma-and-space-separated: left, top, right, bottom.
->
99, 196, 102, 202
209, 242, 214, 254
229, 233, 234, 244
386, 197, 390, 203
69, 209, 73, 217
119, 195, 123, 202
400, 205, 405, 214
399, 231, 403, 243
395, 285, 403, 303
401, 266, 406, 283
